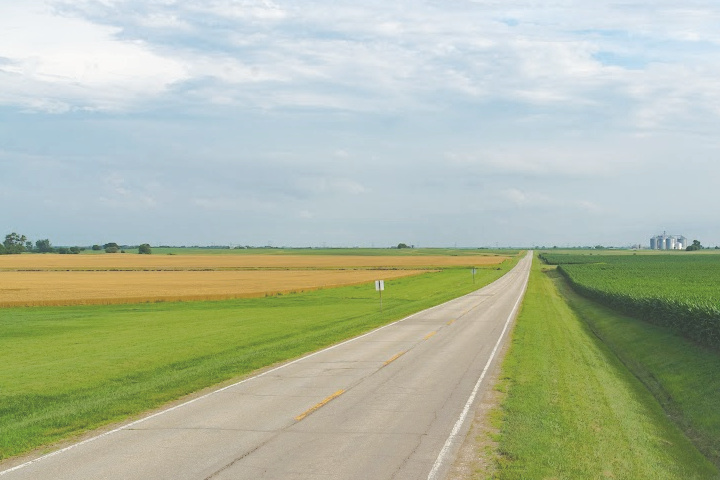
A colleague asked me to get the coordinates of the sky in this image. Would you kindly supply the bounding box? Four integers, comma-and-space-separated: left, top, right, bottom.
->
2, 0, 720, 248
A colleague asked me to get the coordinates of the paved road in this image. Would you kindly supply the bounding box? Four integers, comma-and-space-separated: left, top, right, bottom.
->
2, 253, 531, 480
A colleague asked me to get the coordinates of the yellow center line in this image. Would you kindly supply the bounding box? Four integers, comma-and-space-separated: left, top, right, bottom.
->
383, 351, 407, 366
424, 331, 437, 340
447, 319, 456, 326
294, 389, 345, 422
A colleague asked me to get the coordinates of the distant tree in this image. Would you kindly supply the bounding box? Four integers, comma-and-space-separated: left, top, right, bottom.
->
397, 243, 410, 249
35, 239, 53, 253
686, 240, 703, 251
3, 232, 28, 254
103, 242, 119, 250
92, 244, 102, 251
56, 247, 70, 254
594, 245, 606, 250
138, 243, 152, 255
69, 246, 81, 254
105, 246, 119, 253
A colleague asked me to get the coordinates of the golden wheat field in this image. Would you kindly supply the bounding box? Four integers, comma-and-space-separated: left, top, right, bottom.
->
0, 269, 428, 307
0, 254, 509, 307
0, 254, 507, 271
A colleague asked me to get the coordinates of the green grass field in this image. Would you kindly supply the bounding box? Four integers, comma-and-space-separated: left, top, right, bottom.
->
489, 257, 718, 479
552, 268, 720, 468
0, 261, 516, 462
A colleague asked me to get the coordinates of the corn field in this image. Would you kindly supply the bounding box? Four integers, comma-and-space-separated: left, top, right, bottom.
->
540, 253, 720, 350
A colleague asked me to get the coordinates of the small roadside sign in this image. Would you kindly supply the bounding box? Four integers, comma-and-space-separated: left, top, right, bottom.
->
472, 268, 477, 284
375, 280, 385, 311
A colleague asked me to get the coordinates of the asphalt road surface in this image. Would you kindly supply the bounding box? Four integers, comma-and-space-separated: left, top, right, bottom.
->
2, 252, 531, 480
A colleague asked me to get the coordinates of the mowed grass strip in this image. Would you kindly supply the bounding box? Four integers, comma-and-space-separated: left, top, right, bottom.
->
0, 269, 426, 307
551, 268, 720, 467
0, 263, 515, 462
491, 258, 717, 479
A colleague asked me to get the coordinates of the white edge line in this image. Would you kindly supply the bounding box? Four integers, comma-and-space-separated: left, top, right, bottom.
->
426, 254, 531, 480
0, 259, 526, 476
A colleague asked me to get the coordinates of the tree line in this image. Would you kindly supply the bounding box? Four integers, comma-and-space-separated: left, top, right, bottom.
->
0, 233, 152, 255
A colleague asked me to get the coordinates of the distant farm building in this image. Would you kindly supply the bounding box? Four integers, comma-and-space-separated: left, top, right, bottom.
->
650, 233, 688, 250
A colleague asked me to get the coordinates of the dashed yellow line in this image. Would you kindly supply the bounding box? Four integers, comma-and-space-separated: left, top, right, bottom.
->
447, 319, 456, 326
294, 389, 345, 421
424, 331, 437, 340
383, 351, 407, 366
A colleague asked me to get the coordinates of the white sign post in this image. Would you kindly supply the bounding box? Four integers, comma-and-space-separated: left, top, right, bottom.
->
472, 268, 477, 284
375, 280, 385, 311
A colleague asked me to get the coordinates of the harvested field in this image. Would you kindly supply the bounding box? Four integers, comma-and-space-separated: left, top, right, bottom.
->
0, 254, 508, 271
0, 269, 427, 307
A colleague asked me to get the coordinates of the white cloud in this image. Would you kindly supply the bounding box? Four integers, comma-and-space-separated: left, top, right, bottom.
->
0, 2, 188, 112
3, 0, 720, 126
98, 173, 159, 208
500, 188, 554, 208
444, 141, 652, 178
624, 63, 720, 130
296, 177, 367, 196
191, 196, 278, 212
194, 0, 287, 21
577, 200, 604, 214
136, 12, 192, 30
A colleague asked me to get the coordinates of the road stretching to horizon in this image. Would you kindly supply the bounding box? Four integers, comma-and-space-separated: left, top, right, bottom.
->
1, 252, 532, 480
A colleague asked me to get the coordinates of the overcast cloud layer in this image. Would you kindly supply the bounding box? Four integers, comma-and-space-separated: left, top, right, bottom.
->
2, 0, 719, 247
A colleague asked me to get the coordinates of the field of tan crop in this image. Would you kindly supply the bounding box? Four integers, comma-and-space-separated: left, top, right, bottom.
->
0, 254, 508, 271
0, 269, 428, 307
0, 254, 511, 307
